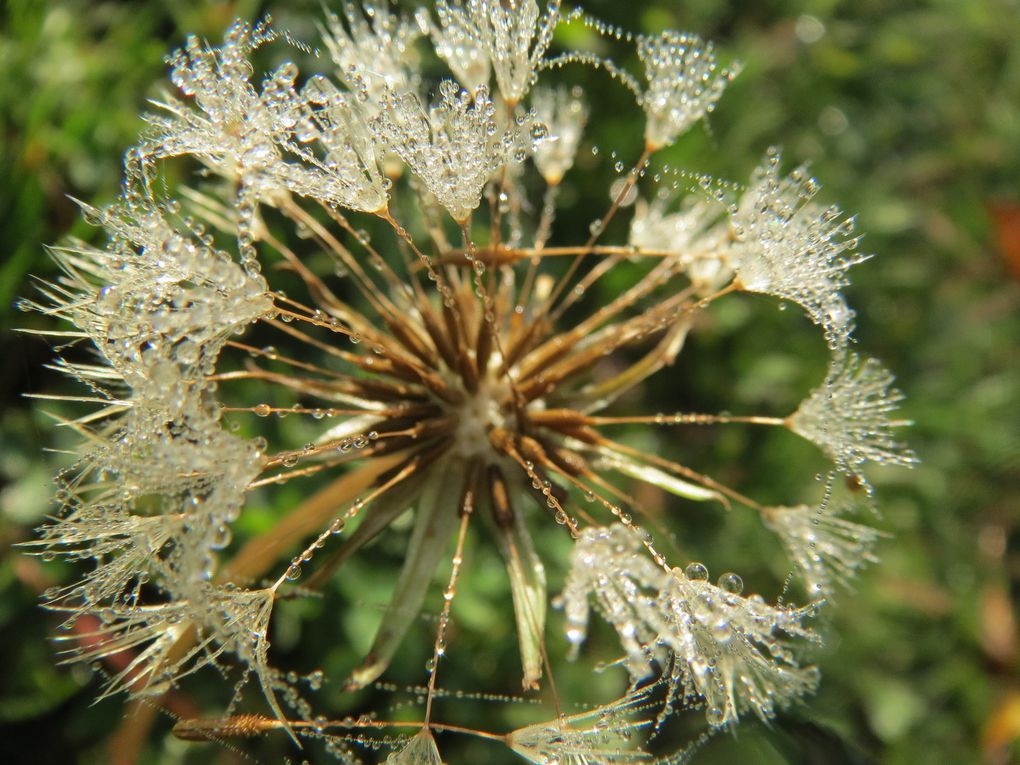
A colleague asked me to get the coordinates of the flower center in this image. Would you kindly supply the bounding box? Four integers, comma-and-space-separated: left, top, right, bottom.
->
451, 377, 512, 459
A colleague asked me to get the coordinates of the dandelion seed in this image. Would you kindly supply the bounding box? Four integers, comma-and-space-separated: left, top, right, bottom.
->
172, 713, 284, 742
764, 503, 886, 596
563, 527, 820, 728
507, 686, 654, 764
58, 601, 194, 698
628, 198, 719, 256
532, 85, 588, 186
387, 727, 442, 765
561, 525, 666, 679
655, 567, 821, 727
419, 1, 491, 92
373, 81, 521, 222
638, 31, 739, 151
147, 21, 297, 209
285, 78, 390, 213
468, 0, 561, 105
26, 508, 179, 608
628, 196, 732, 293
321, 1, 421, 105
790, 352, 918, 470
731, 152, 870, 349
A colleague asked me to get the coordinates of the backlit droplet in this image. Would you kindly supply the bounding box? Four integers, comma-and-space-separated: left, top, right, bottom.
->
684, 562, 709, 581
718, 572, 744, 594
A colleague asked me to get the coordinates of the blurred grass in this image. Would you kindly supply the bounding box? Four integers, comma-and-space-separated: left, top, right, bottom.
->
1, 1, 1018, 763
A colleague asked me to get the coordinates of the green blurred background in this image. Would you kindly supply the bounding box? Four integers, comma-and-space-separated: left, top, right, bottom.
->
1, 0, 1018, 763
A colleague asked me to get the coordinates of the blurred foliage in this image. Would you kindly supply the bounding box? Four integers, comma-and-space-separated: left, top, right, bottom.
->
1, 0, 1019, 763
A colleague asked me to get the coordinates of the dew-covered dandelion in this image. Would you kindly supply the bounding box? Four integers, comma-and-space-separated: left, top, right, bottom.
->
25, 2, 917, 762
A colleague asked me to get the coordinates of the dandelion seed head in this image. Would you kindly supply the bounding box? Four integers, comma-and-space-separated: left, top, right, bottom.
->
26, 4, 914, 759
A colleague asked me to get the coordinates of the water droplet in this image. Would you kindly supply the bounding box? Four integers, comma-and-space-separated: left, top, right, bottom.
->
706, 706, 726, 726
307, 670, 324, 690
718, 572, 744, 594
685, 562, 709, 581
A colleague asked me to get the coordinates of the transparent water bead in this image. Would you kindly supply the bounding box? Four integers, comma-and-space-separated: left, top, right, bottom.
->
718, 572, 743, 594
684, 561, 709, 581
